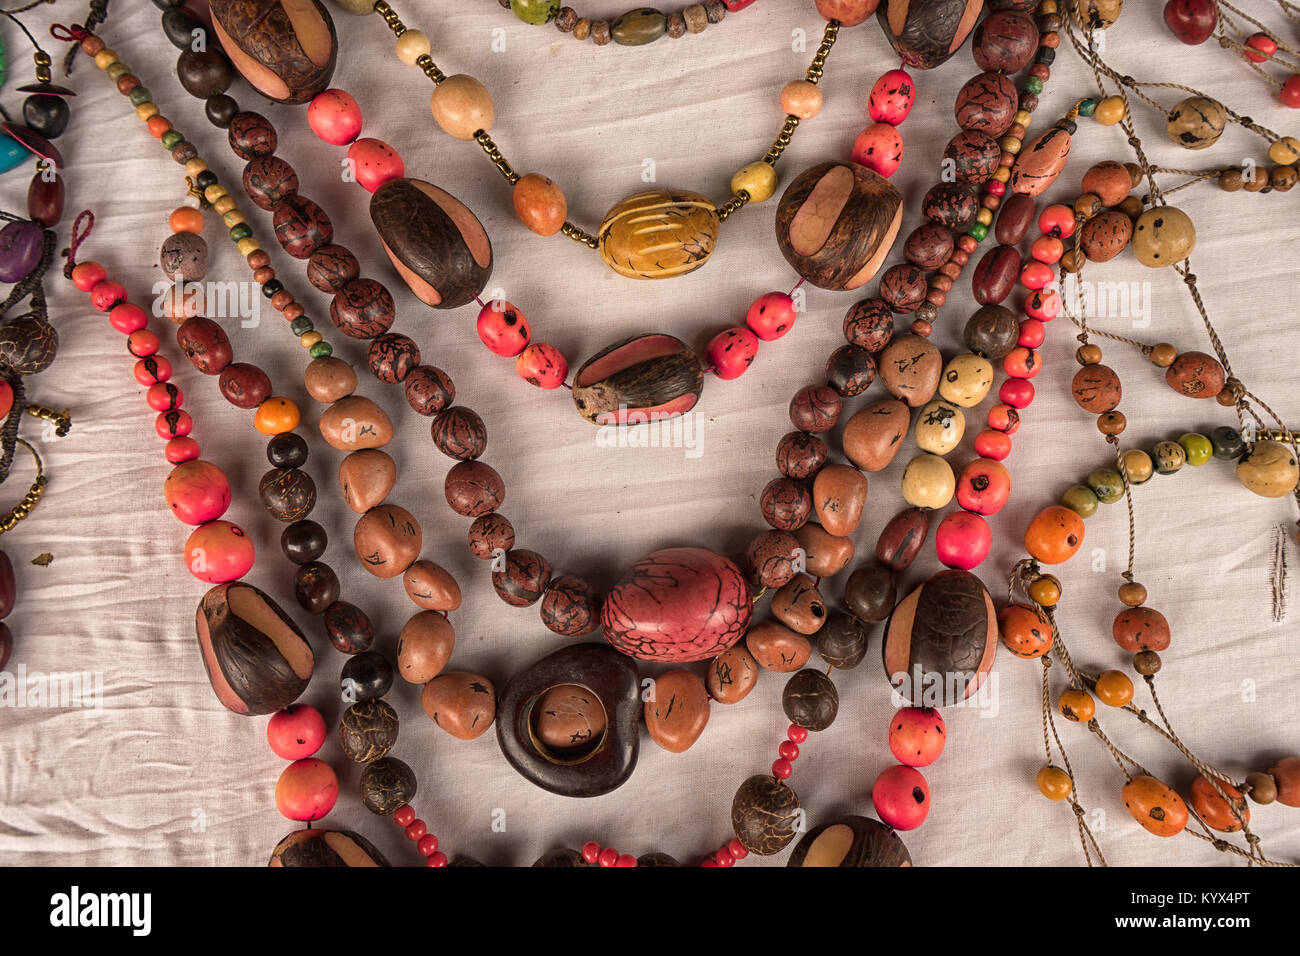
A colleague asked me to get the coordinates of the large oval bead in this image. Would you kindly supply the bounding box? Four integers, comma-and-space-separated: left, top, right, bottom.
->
370, 177, 492, 309
1009, 126, 1073, 197
571, 333, 703, 425
208, 0, 337, 104
597, 189, 719, 280
876, 0, 984, 70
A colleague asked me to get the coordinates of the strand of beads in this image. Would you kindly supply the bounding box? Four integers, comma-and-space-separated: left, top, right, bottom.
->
489, 0, 751, 47
1164, 0, 1300, 107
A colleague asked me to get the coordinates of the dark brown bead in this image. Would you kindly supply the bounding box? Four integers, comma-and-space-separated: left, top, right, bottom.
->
218, 361, 272, 409
0, 550, 14, 620
228, 111, 277, 159
761, 477, 813, 531
539, 574, 601, 636
272, 194, 333, 259
259, 467, 317, 522
789, 384, 842, 433
445, 460, 505, 517
776, 431, 828, 481
782, 668, 839, 731
367, 333, 421, 384
731, 775, 800, 855
825, 345, 877, 397
177, 49, 235, 98
205, 94, 238, 128
963, 304, 1020, 359
879, 263, 928, 313
293, 561, 339, 613
359, 757, 416, 815
972, 10, 1038, 72
404, 365, 455, 416
842, 297, 894, 352
1133, 650, 1161, 675
338, 698, 398, 762
492, 549, 552, 607
468, 513, 514, 559
903, 224, 954, 270
431, 406, 487, 461
994, 192, 1037, 245
843, 563, 896, 622
923, 182, 979, 230
171, 141, 198, 165
330, 278, 395, 340
242, 156, 300, 211
816, 611, 870, 668
281, 519, 326, 564
306, 244, 360, 294
323, 600, 374, 654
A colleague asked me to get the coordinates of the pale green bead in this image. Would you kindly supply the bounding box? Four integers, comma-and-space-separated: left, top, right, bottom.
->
1178, 432, 1213, 466
1062, 484, 1099, 518
510, 0, 560, 25
1087, 468, 1125, 503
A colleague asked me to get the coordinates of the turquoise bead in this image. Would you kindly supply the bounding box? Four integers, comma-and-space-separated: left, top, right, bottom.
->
309, 341, 333, 359
510, 0, 559, 24
0, 135, 28, 174
1178, 432, 1213, 466
1087, 468, 1125, 503
1077, 99, 1098, 117
1062, 484, 1099, 518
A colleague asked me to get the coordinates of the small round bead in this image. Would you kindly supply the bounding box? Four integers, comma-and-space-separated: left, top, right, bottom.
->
1097, 410, 1126, 435
1133, 650, 1162, 675
1148, 343, 1177, 367
1094, 95, 1126, 125
1245, 772, 1278, 805
405, 819, 428, 841
417, 833, 439, 855
581, 841, 601, 863
1076, 344, 1103, 365
616, 854, 637, 867
772, 757, 794, 779
778, 739, 800, 761
780, 80, 823, 120
731, 160, 778, 203
1037, 765, 1072, 801
253, 397, 302, 435
713, 846, 734, 867
727, 838, 748, 860
1095, 670, 1134, 707
165, 437, 200, 463
394, 804, 416, 827
427, 852, 448, 867
787, 723, 808, 743
395, 29, 431, 65
598, 847, 619, 868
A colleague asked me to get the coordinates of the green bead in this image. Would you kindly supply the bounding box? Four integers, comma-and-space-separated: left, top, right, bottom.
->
967, 222, 988, 241
310, 341, 333, 359
229, 223, 252, 242
1153, 441, 1186, 475
612, 7, 668, 45
1077, 99, 1098, 117
1211, 426, 1244, 460
160, 130, 184, 150
1178, 432, 1213, 466
127, 87, 152, 107
509, 0, 559, 25
1087, 468, 1125, 503
106, 62, 130, 81
290, 317, 314, 336
1062, 484, 1100, 518
1024, 77, 1044, 95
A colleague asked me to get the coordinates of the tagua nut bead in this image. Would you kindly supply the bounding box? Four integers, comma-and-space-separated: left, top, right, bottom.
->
732, 774, 801, 856
1027, 574, 1061, 608
938, 353, 993, 408
1165, 96, 1227, 150
1113, 606, 1171, 653
747, 291, 797, 342
1094, 95, 1126, 125
1024, 505, 1084, 564
868, 69, 916, 125
914, 399, 965, 455
1094, 669, 1134, 707
1037, 765, 1072, 801
746, 620, 812, 673
851, 122, 904, 178
1132, 206, 1196, 266
1057, 688, 1095, 723
1133, 650, 1162, 675
421, 672, 496, 740
812, 464, 868, 537
1237, 441, 1300, 497
999, 603, 1054, 659
304, 355, 357, 404
708, 642, 760, 704
353, 504, 422, 578
708, 328, 760, 381
513, 173, 567, 236
644, 670, 710, 753
730, 161, 778, 203
1123, 775, 1190, 837
430, 75, 494, 140
394, 28, 431, 64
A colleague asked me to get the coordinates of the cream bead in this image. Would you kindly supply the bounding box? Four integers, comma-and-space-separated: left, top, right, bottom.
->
913, 400, 965, 456
901, 454, 955, 510
938, 353, 994, 408
430, 75, 494, 141
730, 161, 778, 203
395, 30, 431, 66
780, 80, 823, 120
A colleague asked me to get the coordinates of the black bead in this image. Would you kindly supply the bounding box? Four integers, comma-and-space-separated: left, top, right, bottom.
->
1035, 46, 1056, 65
294, 561, 340, 614
281, 519, 327, 564
176, 49, 235, 99
162, 7, 204, 50
341, 651, 393, 703
262, 279, 284, 298
205, 94, 239, 128
195, 170, 218, 190
151, 0, 184, 7
266, 432, 309, 469
22, 95, 70, 139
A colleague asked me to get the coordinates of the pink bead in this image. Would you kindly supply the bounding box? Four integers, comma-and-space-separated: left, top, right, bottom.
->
183, 520, 255, 584
999, 378, 1035, 408
598, 847, 619, 868
307, 89, 363, 146
147, 382, 183, 412
851, 122, 904, 177
787, 723, 808, 743
772, 757, 794, 779
476, 300, 531, 357
888, 706, 947, 768
127, 329, 160, 358
516, 343, 568, 389
581, 841, 602, 863
986, 178, 1006, 196
167, 460, 232, 525
872, 764, 931, 830
406, 819, 428, 841
164, 437, 200, 463
934, 510, 992, 570
1017, 318, 1045, 349
109, 302, 148, 335
728, 838, 748, 860
417, 833, 439, 856
347, 138, 405, 193
427, 851, 448, 867
745, 292, 797, 342
714, 846, 734, 867
974, 429, 1011, 461
70, 260, 107, 292
867, 69, 916, 125
706, 326, 760, 380
266, 704, 326, 760
134, 356, 172, 386
778, 740, 799, 761
1019, 260, 1054, 290
615, 854, 637, 867
1023, 288, 1061, 321
394, 804, 416, 827
89, 280, 126, 311
156, 409, 194, 440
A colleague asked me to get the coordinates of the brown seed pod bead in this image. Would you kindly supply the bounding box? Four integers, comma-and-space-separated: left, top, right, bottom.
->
1244, 171, 1270, 193
1219, 167, 1245, 192
1074, 193, 1103, 221
1060, 248, 1085, 273
1148, 343, 1177, 368
1271, 165, 1297, 192
1097, 411, 1126, 436
1245, 771, 1277, 805
1076, 344, 1103, 366
468, 513, 515, 559
1118, 581, 1147, 606
1133, 650, 1161, 675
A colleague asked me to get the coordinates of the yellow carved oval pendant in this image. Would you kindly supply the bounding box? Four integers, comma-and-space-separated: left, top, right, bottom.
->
598, 189, 720, 280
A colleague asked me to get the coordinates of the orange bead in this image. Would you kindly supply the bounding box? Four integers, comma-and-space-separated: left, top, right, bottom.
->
1024, 505, 1085, 565
1188, 776, 1249, 833
998, 603, 1054, 659
1057, 688, 1095, 722
169, 206, 205, 234
1027, 574, 1061, 607
147, 115, 172, 138
1122, 775, 1189, 837
1094, 669, 1134, 707
1112, 606, 1171, 653
253, 397, 301, 436
1036, 765, 1072, 801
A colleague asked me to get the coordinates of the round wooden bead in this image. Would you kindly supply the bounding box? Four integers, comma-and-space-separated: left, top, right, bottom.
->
955, 457, 1011, 514
430, 74, 494, 140
242, 155, 300, 212
761, 477, 813, 531
353, 504, 421, 578
776, 431, 827, 480
394, 28, 431, 63
955, 71, 1018, 135
938, 353, 993, 407
730, 161, 778, 203
903, 224, 954, 270
293, 561, 339, 613
267, 704, 326, 760
444, 460, 505, 516
533, 685, 605, 754
159, 232, 208, 282
1112, 606, 1171, 653
745, 530, 802, 588
341, 650, 394, 702
1132, 206, 1195, 266
782, 668, 838, 731
476, 300, 531, 357
165, 460, 231, 526
539, 574, 600, 636
367, 333, 420, 384
272, 194, 333, 259
513, 173, 567, 235
923, 182, 978, 230
780, 80, 823, 119
219, 362, 272, 409
359, 757, 416, 815
227, 112, 279, 162
1079, 210, 1132, 262
776, 162, 903, 290
844, 564, 895, 622
943, 129, 1001, 184
1236, 441, 1300, 497
1165, 96, 1227, 149
492, 550, 552, 607
259, 467, 316, 521
208, 0, 337, 104
826, 344, 877, 397
842, 297, 894, 352
304, 356, 357, 404
330, 278, 394, 339
1071, 364, 1122, 412
964, 305, 1019, 359
731, 774, 800, 855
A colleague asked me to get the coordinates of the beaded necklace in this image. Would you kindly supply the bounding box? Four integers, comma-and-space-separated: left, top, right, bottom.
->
1164, 0, 1300, 108
488, 0, 751, 48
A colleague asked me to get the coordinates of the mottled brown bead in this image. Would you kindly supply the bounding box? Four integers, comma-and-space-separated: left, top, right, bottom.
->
787, 816, 912, 867
770, 573, 827, 635
1010, 126, 1072, 197
842, 398, 910, 473
761, 477, 813, 531
816, 611, 870, 669
1118, 582, 1148, 606
843, 563, 896, 622
338, 699, 399, 763
964, 304, 1020, 359
259, 467, 316, 521
492, 549, 552, 607
330, 277, 395, 339
746, 620, 812, 672
776, 431, 828, 481
421, 672, 496, 739
1165, 351, 1225, 399
732, 774, 800, 855
825, 344, 877, 397
794, 523, 855, 578
209, 0, 337, 105
1071, 364, 1122, 413
359, 757, 416, 815
744, 529, 801, 588
972, 10, 1038, 72
225, 113, 275, 161
323, 600, 373, 654
468, 513, 515, 559
1079, 210, 1132, 263
708, 642, 760, 704
876, 508, 930, 572
842, 297, 895, 352
306, 244, 360, 294
879, 263, 928, 313
1133, 650, 1161, 675
272, 194, 333, 259
903, 223, 954, 270
293, 561, 338, 613
396, 610, 455, 683
943, 129, 1001, 185
243, 156, 299, 211
922, 182, 978, 230
402, 559, 460, 612
954, 71, 1018, 136
878, 334, 941, 408
539, 574, 601, 636
404, 365, 455, 416
445, 460, 505, 517
782, 668, 838, 731
353, 504, 421, 578
644, 670, 710, 753
789, 384, 842, 432
533, 684, 605, 753
367, 333, 420, 384
1245, 771, 1277, 805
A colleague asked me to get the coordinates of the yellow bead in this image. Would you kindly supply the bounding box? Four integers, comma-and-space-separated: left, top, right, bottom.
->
395, 29, 431, 66
1058, 689, 1096, 722
253, 397, 302, 436
1012, 110, 1032, 127
730, 161, 778, 204
1028, 574, 1061, 607
1095, 670, 1134, 707
999, 136, 1022, 155
222, 210, 247, 227
1095, 96, 1126, 126
1039, 0, 1058, 11
975, 208, 993, 226
94, 49, 118, 70
236, 238, 261, 257
203, 184, 228, 204
1037, 765, 1072, 801
185, 159, 208, 178
992, 166, 1011, 183
213, 195, 238, 215
135, 102, 159, 122
300, 331, 323, 348
1268, 136, 1300, 165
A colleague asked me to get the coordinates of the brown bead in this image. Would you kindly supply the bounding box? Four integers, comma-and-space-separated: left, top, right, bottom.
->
1118, 581, 1147, 606
1081, 160, 1132, 206
397, 611, 455, 684
421, 672, 496, 740
770, 573, 827, 635
745, 530, 802, 589
353, 504, 421, 579
666, 11, 686, 36
707, 642, 759, 704
1113, 606, 1171, 653
591, 19, 611, 43
879, 334, 942, 407
1244, 771, 1277, 806
746, 620, 812, 673
1132, 650, 1162, 675
468, 513, 514, 559
445, 460, 505, 517
1271, 164, 1298, 192
1074, 193, 1103, 220
1117, 195, 1144, 219
1079, 209, 1132, 262
1060, 248, 1086, 273
492, 549, 551, 607
1218, 167, 1244, 191
792, 523, 855, 578
731, 774, 800, 856
842, 398, 910, 472
402, 559, 461, 612
1070, 364, 1121, 413
572, 17, 591, 39
1075, 344, 1103, 366
644, 670, 710, 753
1244, 169, 1270, 192
319, 395, 393, 451
533, 684, 605, 753
1097, 410, 1126, 435
338, 449, 396, 514
843, 563, 895, 622
811, 464, 868, 537
304, 356, 357, 404
1148, 343, 1177, 367
539, 574, 600, 637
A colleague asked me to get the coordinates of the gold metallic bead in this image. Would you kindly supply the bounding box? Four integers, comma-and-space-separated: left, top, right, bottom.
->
203, 184, 229, 204
93, 49, 118, 70
236, 238, 261, 257
300, 331, 323, 348
730, 161, 778, 204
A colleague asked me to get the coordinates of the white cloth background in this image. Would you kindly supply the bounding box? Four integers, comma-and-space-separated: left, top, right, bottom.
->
0, 0, 1296, 867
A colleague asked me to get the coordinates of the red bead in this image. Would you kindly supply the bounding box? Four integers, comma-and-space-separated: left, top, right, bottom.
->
164, 460, 231, 526
71, 261, 107, 292
745, 291, 797, 342
476, 300, 531, 357
934, 510, 992, 570
127, 329, 160, 358
108, 302, 148, 335
787, 723, 808, 743
867, 69, 916, 125
999, 378, 1035, 408
988, 403, 1021, 434
974, 429, 1012, 460
89, 280, 127, 311
700, 858, 720, 867
164, 437, 200, 463
427, 851, 448, 867
1003, 346, 1042, 379
1283, 74, 1300, 108
615, 854, 637, 867
1038, 204, 1077, 239
134, 356, 172, 386
346, 137, 405, 193
779, 740, 800, 761
581, 841, 602, 863
1017, 318, 1045, 349
714, 846, 735, 867
957, 234, 978, 253
1245, 32, 1277, 63
516, 343, 568, 390
266, 704, 327, 760
1023, 288, 1061, 321
1030, 236, 1064, 264
872, 764, 931, 830
1019, 261, 1054, 290
406, 819, 428, 841
307, 88, 363, 146
394, 804, 416, 827
274, 758, 338, 821
417, 833, 439, 855
147, 383, 183, 412
986, 178, 1006, 197
156, 409, 194, 439
598, 847, 619, 868
889, 706, 947, 768
772, 757, 794, 779
706, 326, 760, 380
727, 838, 748, 860
850, 122, 904, 177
